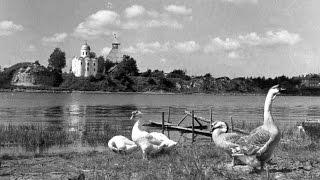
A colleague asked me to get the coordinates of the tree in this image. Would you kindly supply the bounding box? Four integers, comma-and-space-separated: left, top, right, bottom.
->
112, 55, 139, 78
97, 56, 105, 74
48, 48, 66, 86
167, 69, 190, 80
89, 52, 96, 59
48, 48, 66, 71
105, 59, 116, 73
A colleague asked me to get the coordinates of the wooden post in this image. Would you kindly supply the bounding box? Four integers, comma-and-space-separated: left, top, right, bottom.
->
167, 107, 171, 138
230, 116, 234, 132
192, 110, 195, 143
162, 112, 165, 134
210, 108, 213, 142
167, 107, 171, 123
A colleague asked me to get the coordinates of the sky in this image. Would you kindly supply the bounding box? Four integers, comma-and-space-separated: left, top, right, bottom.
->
0, 0, 319, 78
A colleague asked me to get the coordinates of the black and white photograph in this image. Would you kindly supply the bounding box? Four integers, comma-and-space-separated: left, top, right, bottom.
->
0, 0, 319, 179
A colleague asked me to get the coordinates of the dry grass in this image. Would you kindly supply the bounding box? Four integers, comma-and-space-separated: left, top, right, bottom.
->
0, 122, 319, 179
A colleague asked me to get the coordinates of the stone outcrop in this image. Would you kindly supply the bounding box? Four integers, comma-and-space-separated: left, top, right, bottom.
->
11, 63, 55, 87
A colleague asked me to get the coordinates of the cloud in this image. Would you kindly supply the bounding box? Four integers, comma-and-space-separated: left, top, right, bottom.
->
122, 21, 142, 30
204, 30, 301, 54
0, 20, 23, 36
73, 10, 120, 39
146, 19, 183, 29
125, 5, 146, 18
228, 51, 240, 59
221, 0, 258, 4
164, 5, 192, 15
122, 18, 183, 30
174, 41, 200, 53
204, 37, 240, 53
124, 41, 170, 54
42, 33, 68, 43
101, 46, 111, 56
239, 30, 302, 46
25, 44, 37, 52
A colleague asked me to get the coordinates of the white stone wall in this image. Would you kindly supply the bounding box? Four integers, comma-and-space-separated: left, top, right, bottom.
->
73, 57, 98, 77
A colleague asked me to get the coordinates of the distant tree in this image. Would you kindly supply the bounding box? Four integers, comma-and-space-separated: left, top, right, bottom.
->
158, 77, 174, 91
141, 69, 152, 77
48, 48, 66, 71
89, 52, 96, 59
48, 48, 66, 86
34, 60, 40, 66
167, 69, 190, 80
151, 70, 165, 78
204, 73, 212, 79
97, 56, 105, 74
112, 55, 139, 79
105, 59, 116, 73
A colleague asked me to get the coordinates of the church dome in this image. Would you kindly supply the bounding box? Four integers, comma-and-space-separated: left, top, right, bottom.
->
81, 42, 90, 51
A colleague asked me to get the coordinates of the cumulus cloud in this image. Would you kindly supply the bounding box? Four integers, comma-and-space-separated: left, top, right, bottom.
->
42, 33, 68, 43
204, 37, 240, 53
174, 41, 200, 53
101, 46, 111, 56
0, 20, 23, 36
124, 41, 170, 54
121, 5, 185, 30
73, 10, 120, 39
121, 21, 142, 30
228, 51, 240, 59
146, 19, 183, 29
25, 44, 37, 52
125, 5, 146, 18
221, 0, 258, 4
204, 30, 301, 54
164, 5, 192, 15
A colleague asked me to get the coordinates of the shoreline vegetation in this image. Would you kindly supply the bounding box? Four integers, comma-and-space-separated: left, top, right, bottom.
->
1, 51, 320, 96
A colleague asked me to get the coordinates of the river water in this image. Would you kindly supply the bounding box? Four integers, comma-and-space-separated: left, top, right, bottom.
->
0, 92, 319, 154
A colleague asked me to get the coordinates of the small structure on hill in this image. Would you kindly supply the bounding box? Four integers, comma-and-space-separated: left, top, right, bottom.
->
11, 62, 55, 87
71, 42, 99, 77
106, 33, 122, 63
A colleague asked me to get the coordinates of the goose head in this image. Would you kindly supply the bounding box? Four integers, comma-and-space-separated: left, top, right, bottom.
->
211, 121, 229, 134
130, 110, 143, 120
267, 84, 286, 100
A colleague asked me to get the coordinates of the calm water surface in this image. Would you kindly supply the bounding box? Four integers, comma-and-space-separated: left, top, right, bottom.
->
0, 92, 319, 154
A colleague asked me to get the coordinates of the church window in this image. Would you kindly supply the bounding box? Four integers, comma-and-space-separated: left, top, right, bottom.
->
87, 67, 89, 71
93, 63, 95, 66
86, 52, 88, 55
87, 63, 89, 66
94, 68, 95, 71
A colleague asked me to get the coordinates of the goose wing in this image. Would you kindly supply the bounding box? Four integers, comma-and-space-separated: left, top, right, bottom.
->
233, 126, 271, 155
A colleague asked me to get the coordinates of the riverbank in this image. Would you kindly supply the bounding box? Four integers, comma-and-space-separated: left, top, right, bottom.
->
1, 139, 320, 180
0, 88, 295, 96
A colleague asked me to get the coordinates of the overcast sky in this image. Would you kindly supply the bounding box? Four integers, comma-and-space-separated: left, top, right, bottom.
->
0, 0, 319, 77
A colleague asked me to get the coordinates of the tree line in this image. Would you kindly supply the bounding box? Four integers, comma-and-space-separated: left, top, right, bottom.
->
1, 47, 319, 95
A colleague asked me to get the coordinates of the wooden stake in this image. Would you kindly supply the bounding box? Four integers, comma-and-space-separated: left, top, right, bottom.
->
192, 110, 195, 143
210, 108, 213, 142
167, 107, 171, 123
162, 112, 165, 134
230, 116, 234, 132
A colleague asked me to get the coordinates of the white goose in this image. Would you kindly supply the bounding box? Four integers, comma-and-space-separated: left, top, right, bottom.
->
211, 121, 260, 167
108, 135, 138, 154
130, 110, 167, 159
231, 84, 285, 172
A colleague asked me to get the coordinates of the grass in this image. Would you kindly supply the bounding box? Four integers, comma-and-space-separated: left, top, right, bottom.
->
0, 122, 319, 179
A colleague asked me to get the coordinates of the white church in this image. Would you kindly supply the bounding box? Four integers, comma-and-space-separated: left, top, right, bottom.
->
71, 42, 99, 77
71, 34, 122, 77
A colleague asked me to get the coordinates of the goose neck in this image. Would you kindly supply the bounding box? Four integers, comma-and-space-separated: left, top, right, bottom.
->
263, 93, 274, 125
